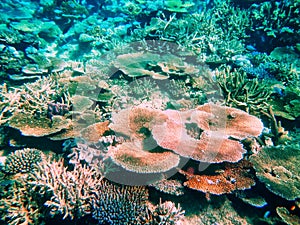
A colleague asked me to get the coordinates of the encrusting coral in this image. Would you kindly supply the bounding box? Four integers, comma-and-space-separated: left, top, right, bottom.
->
250, 145, 300, 201
179, 160, 255, 195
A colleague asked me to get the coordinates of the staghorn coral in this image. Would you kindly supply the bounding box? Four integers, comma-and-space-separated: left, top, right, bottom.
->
0, 179, 43, 225
179, 160, 255, 195
249, 0, 300, 48
3, 148, 42, 174
250, 145, 300, 201
215, 66, 272, 114
150, 199, 185, 225
91, 179, 149, 225
29, 158, 103, 220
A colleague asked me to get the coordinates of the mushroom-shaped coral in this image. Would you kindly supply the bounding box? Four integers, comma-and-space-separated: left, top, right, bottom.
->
80, 121, 110, 143
109, 141, 180, 174
4, 148, 42, 174
110, 106, 167, 140
179, 160, 255, 195
9, 112, 72, 137
114, 51, 199, 80
152, 103, 263, 163
250, 145, 300, 201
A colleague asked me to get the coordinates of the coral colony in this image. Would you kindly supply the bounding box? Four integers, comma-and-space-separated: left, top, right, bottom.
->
0, 0, 299, 225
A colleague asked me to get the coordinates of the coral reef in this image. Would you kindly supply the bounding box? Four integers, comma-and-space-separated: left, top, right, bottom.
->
29, 158, 102, 220
3, 148, 42, 174
149, 179, 185, 196
91, 179, 149, 225
276, 207, 300, 225
0, 179, 43, 225
215, 66, 272, 114
250, 145, 300, 201
179, 160, 255, 195
109, 141, 180, 174
150, 199, 185, 225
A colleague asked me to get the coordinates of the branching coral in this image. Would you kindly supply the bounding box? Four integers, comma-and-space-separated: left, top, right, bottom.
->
150, 199, 185, 225
0, 179, 43, 225
3, 148, 42, 174
29, 158, 103, 220
91, 179, 149, 225
215, 66, 272, 114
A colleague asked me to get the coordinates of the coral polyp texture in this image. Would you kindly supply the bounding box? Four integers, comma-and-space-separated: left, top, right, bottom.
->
0, 0, 299, 224
250, 145, 300, 201
109, 103, 263, 174
3, 148, 42, 174
179, 160, 255, 195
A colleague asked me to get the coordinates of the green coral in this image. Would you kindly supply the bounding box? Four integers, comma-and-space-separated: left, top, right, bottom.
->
164, 0, 195, 13
142, 0, 250, 64
249, 0, 300, 46
0, 179, 43, 225
215, 66, 272, 114
250, 144, 300, 201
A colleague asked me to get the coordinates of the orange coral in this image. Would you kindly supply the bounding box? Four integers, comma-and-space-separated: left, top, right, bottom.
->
80, 121, 110, 143
180, 160, 255, 195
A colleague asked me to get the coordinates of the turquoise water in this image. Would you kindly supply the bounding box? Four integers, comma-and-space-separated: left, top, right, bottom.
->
0, 0, 299, 224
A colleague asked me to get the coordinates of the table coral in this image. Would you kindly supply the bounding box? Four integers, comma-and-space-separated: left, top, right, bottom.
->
9, 113, 72, 137
109, 141, 180, 174
179, 160, 255, 195
250, 145, 300, 201
152, 103, 263, 163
